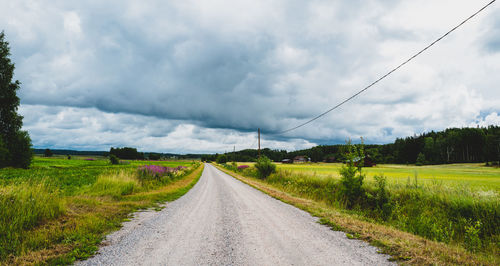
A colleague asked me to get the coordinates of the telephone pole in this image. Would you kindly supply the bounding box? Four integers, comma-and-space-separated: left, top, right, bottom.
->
258, 128, 261, 159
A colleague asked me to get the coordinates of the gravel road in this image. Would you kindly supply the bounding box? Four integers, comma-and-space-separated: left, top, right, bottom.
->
79, 164, 394, 265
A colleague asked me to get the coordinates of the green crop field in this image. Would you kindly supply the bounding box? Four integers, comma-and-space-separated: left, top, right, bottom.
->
0, 156, 201, 264
275, 163, 500, 192
237, 162, 500, 192
229, 160, 499, 260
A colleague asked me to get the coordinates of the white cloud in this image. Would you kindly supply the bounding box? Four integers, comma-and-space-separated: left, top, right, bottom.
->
1, 0, 498, 152
19, 105, 316, 153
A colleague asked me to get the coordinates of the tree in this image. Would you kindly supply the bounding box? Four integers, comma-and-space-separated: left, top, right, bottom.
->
423, 137, 436, 164
339, 140, 365, 209
109, 147, 144, 160
0, 31, 32, 168
0, 136, 9, 168
216, 154, 228, 164
310, 146, 324, 162
109, 154, 119, 165
484, 134, 500, 165
416, 152, 426, 166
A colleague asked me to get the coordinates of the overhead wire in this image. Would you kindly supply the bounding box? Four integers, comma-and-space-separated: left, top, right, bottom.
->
275, 0, 496, 135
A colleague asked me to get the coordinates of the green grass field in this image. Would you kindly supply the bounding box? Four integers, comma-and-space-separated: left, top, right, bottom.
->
282, 163, 500, 192
239, 162, 500, 192
0, 156, 201, 264
230, 160, 499, 259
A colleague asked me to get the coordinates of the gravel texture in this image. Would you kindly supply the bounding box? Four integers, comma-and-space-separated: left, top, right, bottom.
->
78, 164, 394, 265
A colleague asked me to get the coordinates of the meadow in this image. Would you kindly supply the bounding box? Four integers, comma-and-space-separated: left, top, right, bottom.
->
0, 156, 202, 264
277, 163, 500, 192
228, 161, 499, 263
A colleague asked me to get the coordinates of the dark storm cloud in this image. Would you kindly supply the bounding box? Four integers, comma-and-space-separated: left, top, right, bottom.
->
2, 0, 500, 153
7, 0, 394, 132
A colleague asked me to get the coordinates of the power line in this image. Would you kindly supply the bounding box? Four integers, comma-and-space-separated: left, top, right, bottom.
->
276, 0, 496, 135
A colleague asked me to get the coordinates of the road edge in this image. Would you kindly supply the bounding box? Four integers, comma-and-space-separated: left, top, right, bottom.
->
212, 163, 489, 265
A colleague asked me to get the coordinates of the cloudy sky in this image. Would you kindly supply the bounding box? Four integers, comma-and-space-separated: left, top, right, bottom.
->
1, 0, 499, 153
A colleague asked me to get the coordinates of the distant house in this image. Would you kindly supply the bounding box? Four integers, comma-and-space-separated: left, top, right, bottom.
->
293, 156, 308, 163
352, 155, 376, 167
324, 156, 336, 163
282, 159, 293, 164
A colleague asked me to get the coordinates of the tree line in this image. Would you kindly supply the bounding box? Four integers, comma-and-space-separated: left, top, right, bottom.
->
203, 126, 500, 165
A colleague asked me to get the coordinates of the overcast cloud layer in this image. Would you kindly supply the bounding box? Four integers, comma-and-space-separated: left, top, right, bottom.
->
2, 0, 500, 153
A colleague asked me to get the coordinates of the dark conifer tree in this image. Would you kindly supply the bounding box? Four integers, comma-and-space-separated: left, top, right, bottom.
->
0, 31, 32, 168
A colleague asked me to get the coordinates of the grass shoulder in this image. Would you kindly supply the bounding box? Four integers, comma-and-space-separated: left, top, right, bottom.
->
213, 163, 497, 265
1, 162, 204, 265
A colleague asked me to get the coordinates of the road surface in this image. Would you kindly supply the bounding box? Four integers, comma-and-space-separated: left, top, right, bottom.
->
79, 164, 393, 265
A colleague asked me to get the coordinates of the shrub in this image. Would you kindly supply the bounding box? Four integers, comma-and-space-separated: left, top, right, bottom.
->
255, 156, 276, 179
339, 140, 365, 208
7, 131, 33, 169
464, 220, 482, 252
374, 175, 392, 220
137, 165, 177, 184
216, 154, 228, 164
109, 154, 119, 165
237, 165, 249, 170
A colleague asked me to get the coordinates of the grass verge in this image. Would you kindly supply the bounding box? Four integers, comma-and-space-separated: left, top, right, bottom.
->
2, 163, 204, 265
214, 164, 498, 265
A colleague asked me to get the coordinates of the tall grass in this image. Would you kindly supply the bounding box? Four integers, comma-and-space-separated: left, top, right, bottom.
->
241, 167, 499, 254
0, 183, 64, 258
0, 157, 201, 263
89, 170, 140, 198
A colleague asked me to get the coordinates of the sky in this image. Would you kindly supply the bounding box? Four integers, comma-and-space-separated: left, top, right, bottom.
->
1, 0, 500, 154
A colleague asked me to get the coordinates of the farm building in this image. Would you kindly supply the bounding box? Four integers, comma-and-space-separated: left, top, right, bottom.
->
293, 156, 309, 163
353, 155, 376, 167
282, 159, 293, 164
324, 156, 336, 163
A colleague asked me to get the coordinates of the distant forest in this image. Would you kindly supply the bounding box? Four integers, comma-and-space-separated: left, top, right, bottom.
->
203, 126, 500, 165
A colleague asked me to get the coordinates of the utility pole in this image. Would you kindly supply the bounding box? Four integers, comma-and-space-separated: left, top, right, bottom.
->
258, 128, 261, 159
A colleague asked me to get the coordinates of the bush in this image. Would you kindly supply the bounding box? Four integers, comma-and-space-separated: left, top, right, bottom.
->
464, 220, 482, 252
137, 165, 177, 184
339, 140, 365, 208
216, 154, 228, 164
109, 154, 119, 165
237, 165, 249, 170
255, 156, 276, 179
374, 175, 392, 220
8, 131, 33, 169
